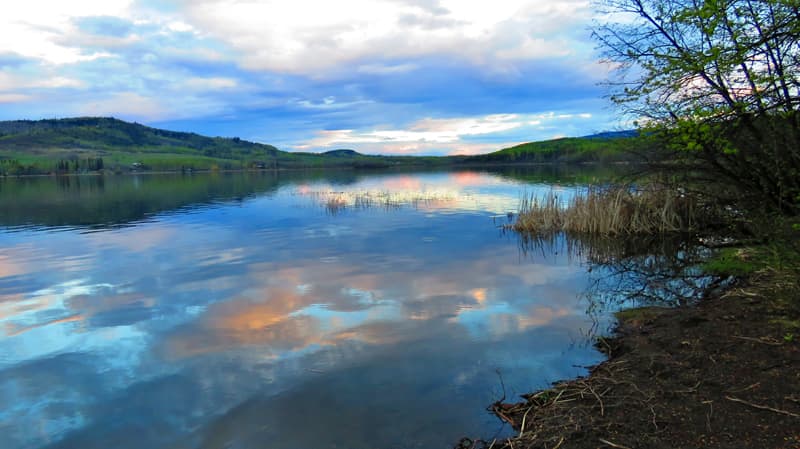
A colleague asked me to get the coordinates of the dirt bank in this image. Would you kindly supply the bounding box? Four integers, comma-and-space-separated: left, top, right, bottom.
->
459, 269, 800, 449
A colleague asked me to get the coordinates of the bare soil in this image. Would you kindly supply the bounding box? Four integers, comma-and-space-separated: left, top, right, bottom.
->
458, 269, 800, 449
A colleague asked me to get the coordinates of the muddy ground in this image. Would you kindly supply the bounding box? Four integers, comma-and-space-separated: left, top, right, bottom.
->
459, 269, 800, 449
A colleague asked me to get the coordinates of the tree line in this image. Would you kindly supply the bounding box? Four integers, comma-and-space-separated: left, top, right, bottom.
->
0, 157, 105, 176
55, 158, 104, 172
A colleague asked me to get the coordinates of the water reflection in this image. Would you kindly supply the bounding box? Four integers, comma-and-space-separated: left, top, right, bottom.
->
519, 232, 716, 312
0, 169, 621, 449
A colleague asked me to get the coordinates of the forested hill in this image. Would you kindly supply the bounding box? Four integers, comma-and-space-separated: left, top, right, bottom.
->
0, 117, 280, 159
0, 117, 454, 173
466, 131, 640, 164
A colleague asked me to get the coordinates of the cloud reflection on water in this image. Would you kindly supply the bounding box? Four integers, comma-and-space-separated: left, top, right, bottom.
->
0, 170, 603, 449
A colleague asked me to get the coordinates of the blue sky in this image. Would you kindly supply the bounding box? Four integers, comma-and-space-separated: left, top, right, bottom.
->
0, 0, 623, 155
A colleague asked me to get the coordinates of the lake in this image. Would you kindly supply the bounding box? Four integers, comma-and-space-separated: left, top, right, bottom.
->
1, 168, 622, 449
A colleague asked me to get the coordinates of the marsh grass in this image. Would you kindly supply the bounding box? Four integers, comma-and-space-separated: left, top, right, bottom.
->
300, 189, 456, 214
514, 186, 701, 235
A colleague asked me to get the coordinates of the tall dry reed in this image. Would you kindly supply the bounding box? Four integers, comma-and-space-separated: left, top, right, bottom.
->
514, 186, 700, 235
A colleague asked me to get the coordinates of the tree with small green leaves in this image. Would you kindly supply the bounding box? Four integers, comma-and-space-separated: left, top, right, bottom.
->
594, 0, 800, 214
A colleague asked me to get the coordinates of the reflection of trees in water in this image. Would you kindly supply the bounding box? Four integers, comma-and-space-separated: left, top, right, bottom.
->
0, 170, 372, 229
519, 232, 720, 314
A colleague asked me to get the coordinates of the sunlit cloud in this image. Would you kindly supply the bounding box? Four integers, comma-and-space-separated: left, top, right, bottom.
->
296, 111, 598, 155
303, 114, 522, 146
0, 94, 33, 104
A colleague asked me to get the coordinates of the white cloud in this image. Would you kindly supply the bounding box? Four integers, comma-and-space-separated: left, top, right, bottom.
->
292, 97, 373, 110
532, 112, 594, 121
0, 73, 84, 91
0, 0, 132, 64
170, 0, 595, 74
36, 77, 85, 89
78, 92, 167, 120
303, 114, 523, 148
166, 21, 194, 33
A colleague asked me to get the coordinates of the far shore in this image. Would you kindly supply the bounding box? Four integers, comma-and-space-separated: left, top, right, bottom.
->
0, 160, 639, 179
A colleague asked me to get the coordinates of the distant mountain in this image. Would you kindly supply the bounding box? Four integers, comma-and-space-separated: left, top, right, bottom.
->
582, 130, 639, 140
322, 149, 362, 157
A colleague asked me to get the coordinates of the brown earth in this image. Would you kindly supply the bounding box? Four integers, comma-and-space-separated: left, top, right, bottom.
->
458, 269, 800, 449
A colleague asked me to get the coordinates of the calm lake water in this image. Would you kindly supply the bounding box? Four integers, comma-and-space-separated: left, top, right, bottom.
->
1, 168, 620, 449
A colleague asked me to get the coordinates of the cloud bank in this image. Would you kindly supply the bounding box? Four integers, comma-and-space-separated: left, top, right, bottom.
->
0, 0, 620, 155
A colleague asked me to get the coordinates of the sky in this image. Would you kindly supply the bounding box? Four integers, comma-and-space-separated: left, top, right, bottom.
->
0, 0, 624, 155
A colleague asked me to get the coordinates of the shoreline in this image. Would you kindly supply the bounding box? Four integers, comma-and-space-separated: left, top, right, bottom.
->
0, 160, 639, 179
460, 268, 800, 449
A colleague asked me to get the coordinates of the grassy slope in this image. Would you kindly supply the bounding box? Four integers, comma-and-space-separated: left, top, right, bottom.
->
0, 117, 639, 174
466, 133, 640, 164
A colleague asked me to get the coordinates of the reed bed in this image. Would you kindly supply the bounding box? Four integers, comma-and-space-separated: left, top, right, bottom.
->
299, 189, 456, 214
514, 186, 700, 235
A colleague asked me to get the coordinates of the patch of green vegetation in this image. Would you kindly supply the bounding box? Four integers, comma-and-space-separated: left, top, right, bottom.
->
703, 235, 800, 278
614, 306, 666, 324
702, 247, 762, 277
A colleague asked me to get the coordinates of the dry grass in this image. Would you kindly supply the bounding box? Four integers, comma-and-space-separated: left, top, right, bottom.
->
299, 189, 456, 214
513, 186, 700, 235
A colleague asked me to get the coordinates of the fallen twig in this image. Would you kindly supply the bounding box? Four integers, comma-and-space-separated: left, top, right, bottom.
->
732, 335, 783, 346
725, 396, 800, 418
586, 382, 605, 416
598, 437, 631, 449
518, 405, 534, 438
727, 382, 760, 393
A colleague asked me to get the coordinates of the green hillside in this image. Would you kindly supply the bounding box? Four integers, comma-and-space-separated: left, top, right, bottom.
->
0, 117, 460, 174
466, 131, 640, 164
0, 117, 642, 175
